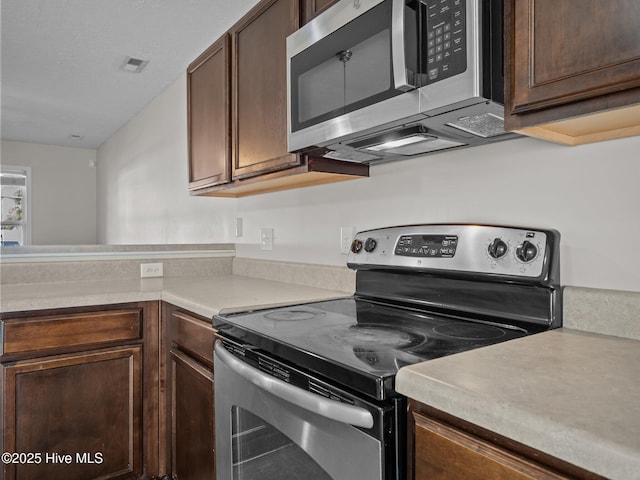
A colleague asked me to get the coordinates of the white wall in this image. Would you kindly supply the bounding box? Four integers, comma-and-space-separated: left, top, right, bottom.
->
96, 74, 640, 292
0, 140, 97, 244
235, 135, 640, 292
96, 74, 236, 244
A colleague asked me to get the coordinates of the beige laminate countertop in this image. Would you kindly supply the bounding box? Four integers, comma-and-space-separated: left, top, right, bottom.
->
396, 328, 640, 480
0, 274, 350, 317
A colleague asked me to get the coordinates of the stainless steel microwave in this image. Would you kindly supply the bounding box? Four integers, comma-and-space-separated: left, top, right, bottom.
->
286, 0, 518, 163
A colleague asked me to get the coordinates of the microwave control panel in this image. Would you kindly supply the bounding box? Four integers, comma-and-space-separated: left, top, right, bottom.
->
423, 0, 467, 84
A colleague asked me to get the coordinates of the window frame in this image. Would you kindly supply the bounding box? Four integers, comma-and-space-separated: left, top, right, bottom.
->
1, 165, 32, 246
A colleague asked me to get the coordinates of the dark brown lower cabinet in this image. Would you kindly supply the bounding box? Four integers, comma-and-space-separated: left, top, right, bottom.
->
409, 401, 604, 480
0, 302, 160, 480
164, 303, 216, 480
170, 350, 215, 480
413, 412, 568, 480
2, 347, 143, 480
1, 300, 220, 480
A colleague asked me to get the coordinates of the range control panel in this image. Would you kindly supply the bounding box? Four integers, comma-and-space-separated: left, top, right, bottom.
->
395, 234, 458, 258
348, 225, 559, 280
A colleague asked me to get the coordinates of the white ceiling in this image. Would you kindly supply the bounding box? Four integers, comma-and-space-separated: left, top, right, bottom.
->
1, 0, 260, 149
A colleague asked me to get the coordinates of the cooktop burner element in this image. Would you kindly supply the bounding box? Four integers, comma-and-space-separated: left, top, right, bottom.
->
433, 323, 507, 340
328, 324, 427, 350
264, 310, 325, 321
214, 224, 561, 401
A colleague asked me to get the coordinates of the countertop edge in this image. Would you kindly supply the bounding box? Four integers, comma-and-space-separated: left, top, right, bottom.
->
397, 369, 640, 479
0, 275, 352, 318
396, 329, 640, 480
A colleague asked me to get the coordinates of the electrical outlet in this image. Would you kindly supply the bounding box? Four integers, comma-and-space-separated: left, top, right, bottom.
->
260, 228, 274, 251
340, 226, 355, 254
140, 262, 163, 278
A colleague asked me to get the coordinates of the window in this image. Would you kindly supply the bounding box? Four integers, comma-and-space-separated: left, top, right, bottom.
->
1, 166, 31, 246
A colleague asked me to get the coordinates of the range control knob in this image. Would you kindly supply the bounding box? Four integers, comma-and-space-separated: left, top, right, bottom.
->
516, 240, 538, 263
487, 238, 508, 259
351, 238, 363, 254
364, 238, 377, 253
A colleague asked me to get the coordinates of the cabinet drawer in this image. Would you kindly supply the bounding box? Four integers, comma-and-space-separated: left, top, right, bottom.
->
413, 412, 570, 480
1, 309, 143, 357
170, 310, 215, 366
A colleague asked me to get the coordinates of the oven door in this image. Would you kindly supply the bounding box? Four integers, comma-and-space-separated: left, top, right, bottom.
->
214, 341, 390, 480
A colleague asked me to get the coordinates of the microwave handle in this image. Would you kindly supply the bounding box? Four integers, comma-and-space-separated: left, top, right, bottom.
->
215, 341, 375, 429
392, 0, 415, 91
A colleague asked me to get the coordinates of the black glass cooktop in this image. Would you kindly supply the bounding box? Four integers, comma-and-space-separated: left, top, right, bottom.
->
214, 297, 530, 400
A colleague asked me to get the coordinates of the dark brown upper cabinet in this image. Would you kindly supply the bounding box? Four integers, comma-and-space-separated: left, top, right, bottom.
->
504, 0, 640, 145
301, 0, 339, 24
187, 35, 231, 192
187, 0, 368, 198
230, 0, 301, 180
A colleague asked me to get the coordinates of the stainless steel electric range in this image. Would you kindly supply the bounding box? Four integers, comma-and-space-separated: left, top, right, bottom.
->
213, 224, 561, 480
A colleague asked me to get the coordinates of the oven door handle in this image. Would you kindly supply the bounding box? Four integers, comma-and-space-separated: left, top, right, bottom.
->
215, 341, 374, 429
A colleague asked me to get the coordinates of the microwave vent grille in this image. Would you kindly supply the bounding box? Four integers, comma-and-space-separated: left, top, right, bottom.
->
446, 113, 507, 138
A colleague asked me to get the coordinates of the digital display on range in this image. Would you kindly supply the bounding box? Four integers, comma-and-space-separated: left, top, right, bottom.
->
395, 234, 458, 258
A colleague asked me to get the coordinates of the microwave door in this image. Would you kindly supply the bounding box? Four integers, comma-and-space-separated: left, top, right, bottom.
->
287, 0, 420, 153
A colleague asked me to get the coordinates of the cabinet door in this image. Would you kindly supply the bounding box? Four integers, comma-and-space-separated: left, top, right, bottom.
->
1, 346, 143, 480
413, 412, 570, 480
188, 34, 231, 191
506, 0, 640, 118
301, 0, 339, 24
170, 349, 215, 480
231, 0, 301, 180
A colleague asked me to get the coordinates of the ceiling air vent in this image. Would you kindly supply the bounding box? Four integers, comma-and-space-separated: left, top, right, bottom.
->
120, 56, 149, 74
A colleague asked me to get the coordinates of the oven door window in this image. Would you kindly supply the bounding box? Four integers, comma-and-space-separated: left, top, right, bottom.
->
232, 407, 332, 479
290, 0, 416, 133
